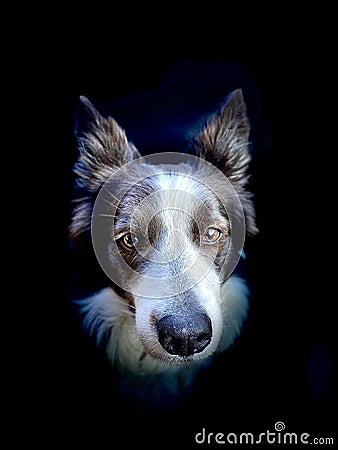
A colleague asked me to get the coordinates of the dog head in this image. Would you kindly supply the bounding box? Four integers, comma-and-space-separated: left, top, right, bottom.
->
69, 89, 257, 366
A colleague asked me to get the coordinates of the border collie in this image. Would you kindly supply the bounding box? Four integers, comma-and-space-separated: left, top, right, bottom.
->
69, 89, 258, 409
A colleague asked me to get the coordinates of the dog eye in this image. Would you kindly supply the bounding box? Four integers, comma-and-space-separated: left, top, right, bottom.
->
121, 233, 138, 249
203, 227, 222, 244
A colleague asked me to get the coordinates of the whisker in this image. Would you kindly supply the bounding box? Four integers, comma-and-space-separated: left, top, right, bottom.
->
117, 310, 136, 318
104, 188, 120, 202
102, 197, 119, 208
112, 297, 136, 312
99, 213, 118, 218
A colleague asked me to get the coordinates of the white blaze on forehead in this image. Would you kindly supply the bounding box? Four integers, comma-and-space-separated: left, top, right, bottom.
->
155, 171, 207, 197
152, 171, 210, 228
130, 171, 206, 225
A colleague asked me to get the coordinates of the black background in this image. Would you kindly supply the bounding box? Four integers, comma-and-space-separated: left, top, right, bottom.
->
13, 21, 336, 448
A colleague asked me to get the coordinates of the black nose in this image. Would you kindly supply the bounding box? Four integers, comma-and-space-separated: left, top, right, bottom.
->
157, 313, 212, 357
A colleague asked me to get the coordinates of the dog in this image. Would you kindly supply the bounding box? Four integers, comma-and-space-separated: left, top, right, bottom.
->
68, 88, 258, 409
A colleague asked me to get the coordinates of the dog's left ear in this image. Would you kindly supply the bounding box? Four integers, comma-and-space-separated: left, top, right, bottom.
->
193, 89, 258, 235
193, 89, 251, 188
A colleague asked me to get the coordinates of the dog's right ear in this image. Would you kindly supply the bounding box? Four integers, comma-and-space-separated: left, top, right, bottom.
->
74, 96, 140, 192
69, 96, 141, 244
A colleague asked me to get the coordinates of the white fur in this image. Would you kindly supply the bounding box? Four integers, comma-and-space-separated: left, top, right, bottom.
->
76, 274, 249, 401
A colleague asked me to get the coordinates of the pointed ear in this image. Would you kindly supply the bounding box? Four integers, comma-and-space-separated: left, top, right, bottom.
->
74, 95, 141, 192
193, 89, 258, 235
69, 96, 141, 244
193, 89, 251, 187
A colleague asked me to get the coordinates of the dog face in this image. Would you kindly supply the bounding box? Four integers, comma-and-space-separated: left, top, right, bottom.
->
69, 89, 257, 370
107, 166, 232, 364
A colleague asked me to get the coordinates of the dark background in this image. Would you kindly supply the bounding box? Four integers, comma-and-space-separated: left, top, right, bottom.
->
16, 29, 336, 448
